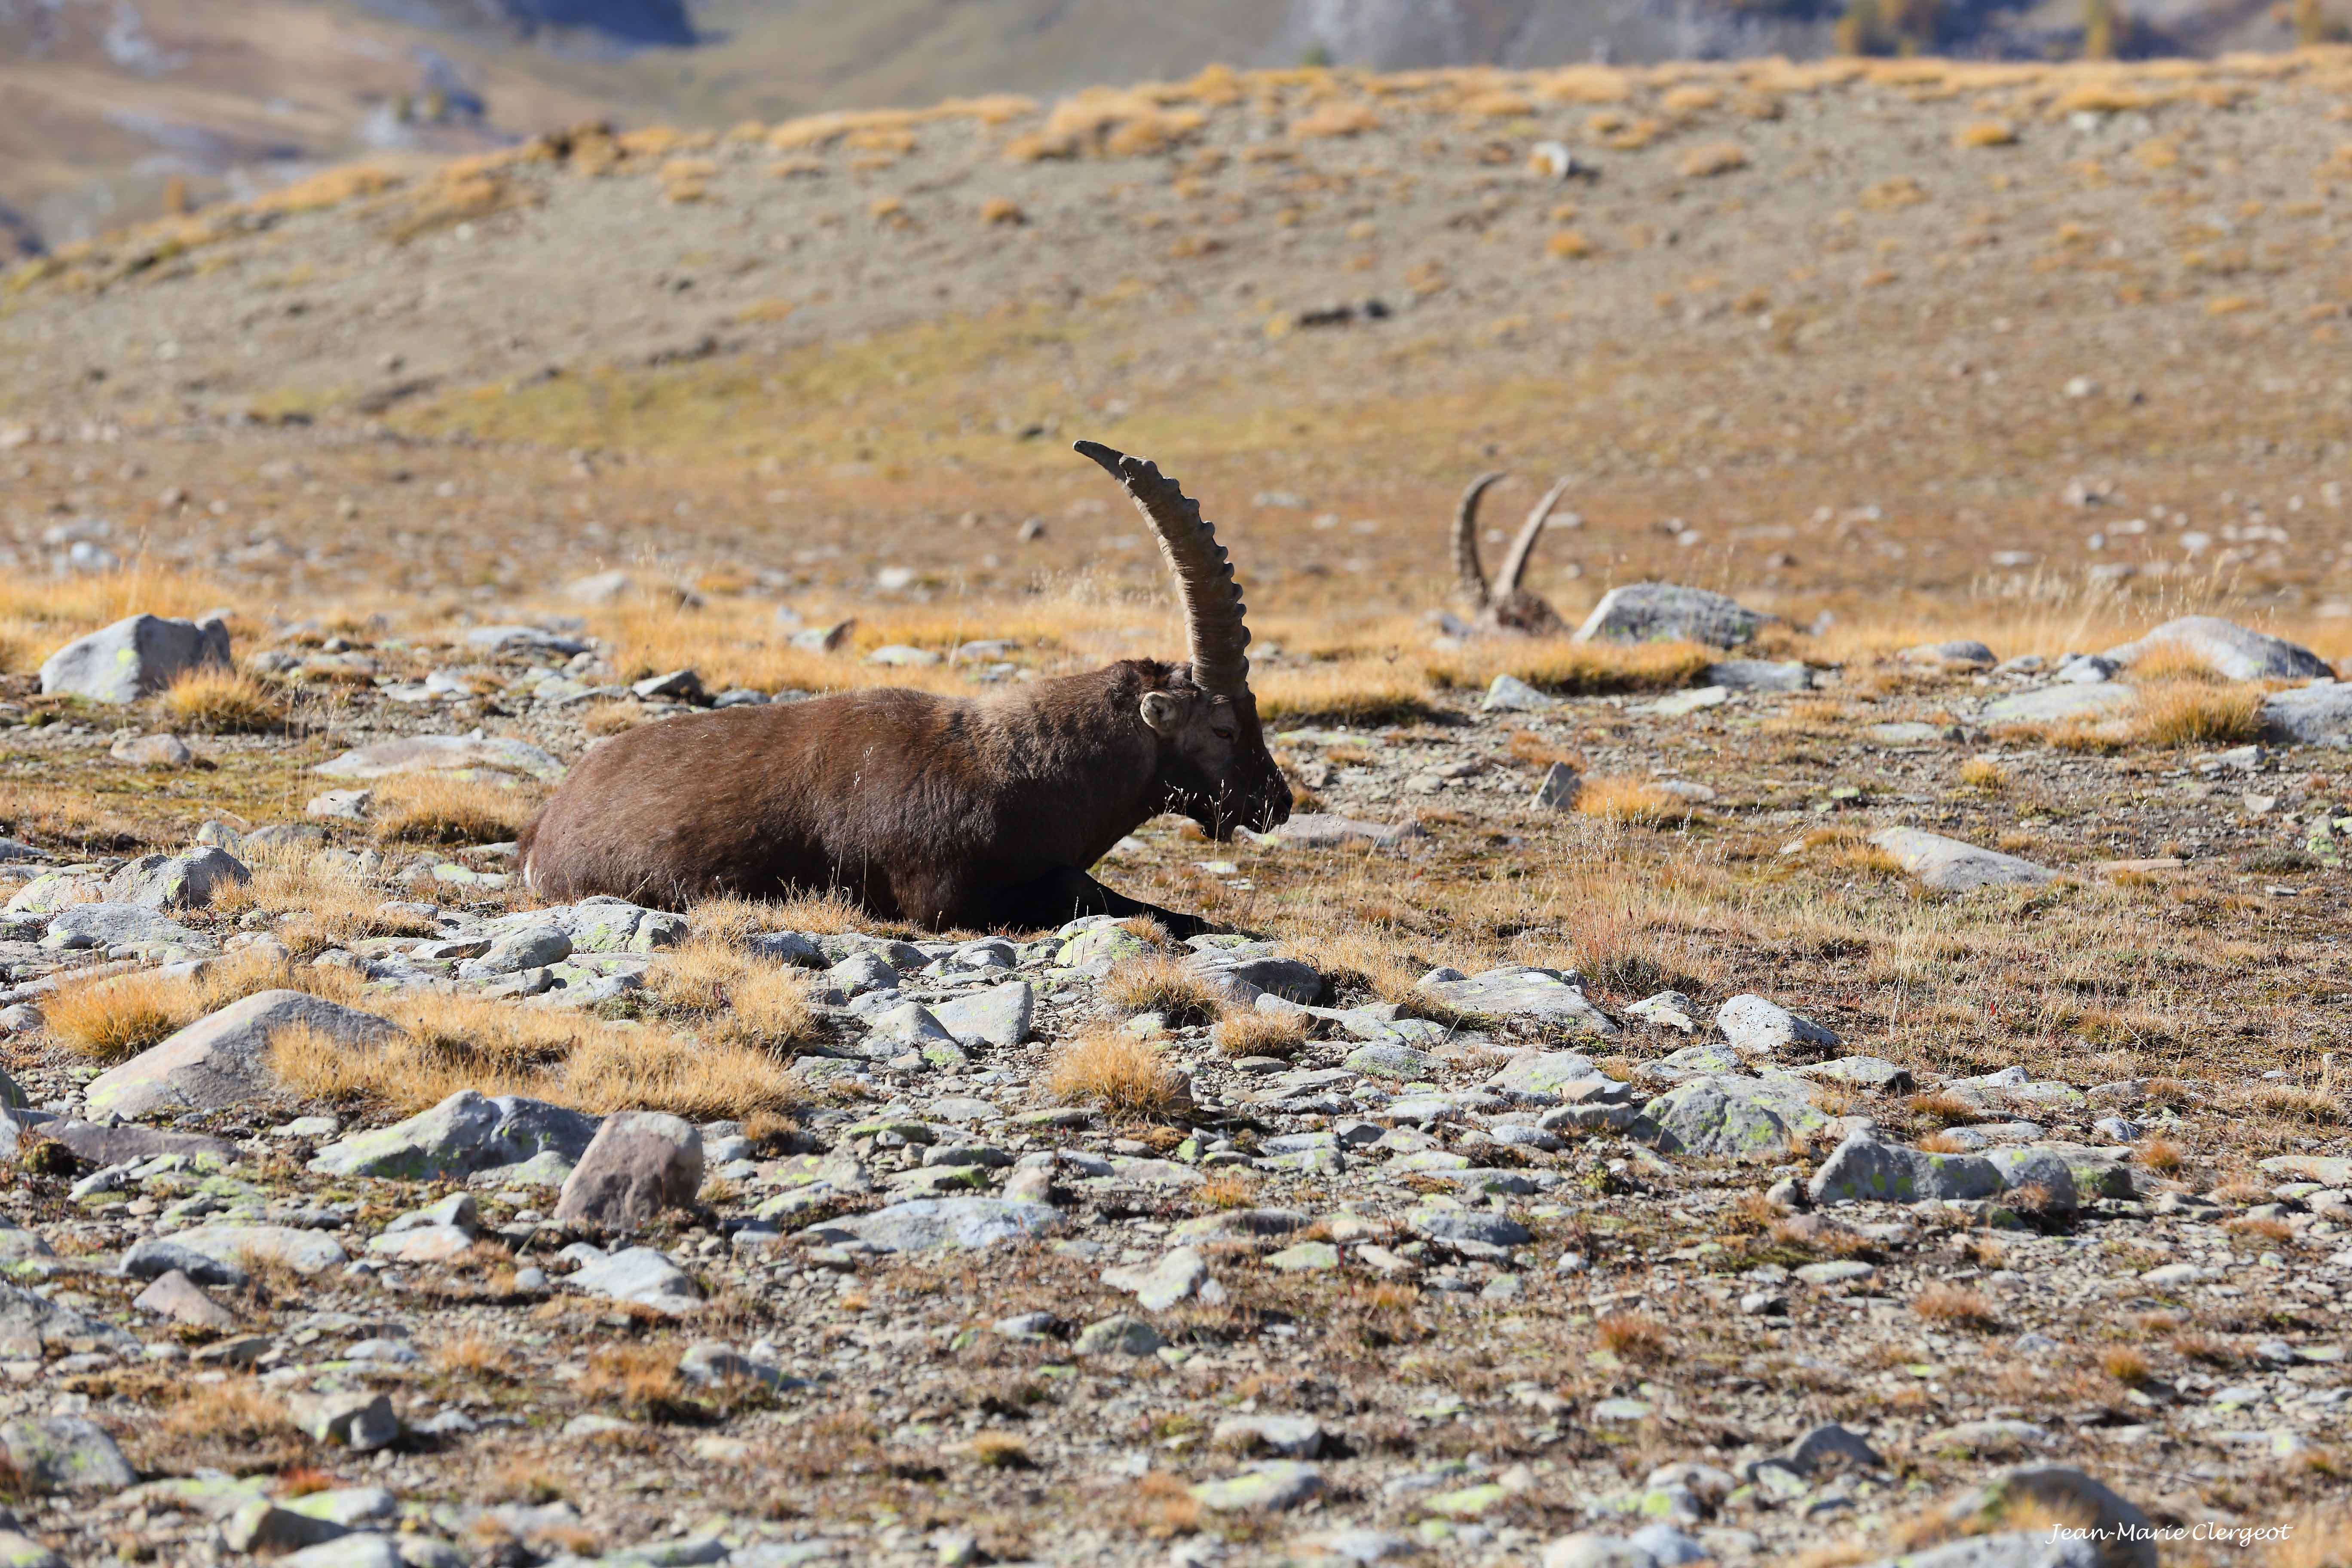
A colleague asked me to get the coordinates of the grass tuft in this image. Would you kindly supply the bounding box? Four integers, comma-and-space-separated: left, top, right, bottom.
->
372, 773, 541, 847
1102, 956, 1223, 1027
1047, 1030, 1189, 1120
159, 668, 286, 734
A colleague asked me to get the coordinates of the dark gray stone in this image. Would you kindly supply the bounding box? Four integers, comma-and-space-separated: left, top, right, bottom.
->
1574, 583, 1767, 648
39, 614, 231, 704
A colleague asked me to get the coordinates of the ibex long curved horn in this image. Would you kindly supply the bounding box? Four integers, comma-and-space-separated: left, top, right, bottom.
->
1496, 476, 1573, 595
1454, 471, 1507, 609
1075, 441, 1252, 697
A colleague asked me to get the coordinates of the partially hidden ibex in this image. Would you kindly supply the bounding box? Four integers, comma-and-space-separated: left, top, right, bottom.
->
517, 442, 1292, 936
1452, 471, 1573, 636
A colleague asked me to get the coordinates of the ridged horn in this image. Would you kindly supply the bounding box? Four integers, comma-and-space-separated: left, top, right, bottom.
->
1454, 471, 1506, 608
1075, 441, 1251, 698
1496, 476, 1573, 594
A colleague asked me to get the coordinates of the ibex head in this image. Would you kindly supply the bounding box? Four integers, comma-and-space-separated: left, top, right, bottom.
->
1078, 441, 1292, 842
1453, 470, 1572, 637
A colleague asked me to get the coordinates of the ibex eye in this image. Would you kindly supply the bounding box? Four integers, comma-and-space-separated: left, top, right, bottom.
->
1213, 727, 1236, 740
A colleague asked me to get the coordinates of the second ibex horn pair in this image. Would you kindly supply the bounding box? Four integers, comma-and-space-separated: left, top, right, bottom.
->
517, 441, 1293, 937
1454, 470, 1572, 637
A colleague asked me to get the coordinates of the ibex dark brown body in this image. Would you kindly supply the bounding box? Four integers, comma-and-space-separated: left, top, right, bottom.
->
517, 443, 1291, 935
1453, 471, 1573, 636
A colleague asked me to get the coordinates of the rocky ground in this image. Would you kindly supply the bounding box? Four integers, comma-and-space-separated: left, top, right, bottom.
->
0, 595, 2339, 1568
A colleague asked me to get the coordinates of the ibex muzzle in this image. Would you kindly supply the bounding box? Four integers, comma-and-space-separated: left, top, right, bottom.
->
516, 443, 1291, 936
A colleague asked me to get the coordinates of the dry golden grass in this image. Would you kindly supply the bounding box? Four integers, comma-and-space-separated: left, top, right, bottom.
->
965, 1431, 1035, 1470
159, 668, 287, 734
1424, 638, 1711, 696
646, 933, 820, 1049
979, 196, 1026, 226
1292, 101, 1381, 138
1677, 140, 1750, 177
1546, 228, 1596, 260
1596, 1310, 1669, 1362
43, 968, 199, 1060
1956, 118, 2018, 147
1575, 777, 1687, 825
209, 846, 436, 956
2132, 681, 2266, 747
1911, 1284, 2000, 1328
580, 1343, 687, 1417
372, 773, 542, 847
1047, 1030, 1189, 1120
1254, 660, 1439, 726
2101, 1345, 2153, 1386
2136, 1135, 2184, 1173
1102, 956, 1222, 1026
1213, 1009, 1308, 1059
1958, 757, 2009, 791
268, 988, 802, 1119
580, 699, 650, 737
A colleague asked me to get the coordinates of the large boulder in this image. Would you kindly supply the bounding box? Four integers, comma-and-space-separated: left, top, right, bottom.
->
554, 1112, 704, 1233
104, 848, 251, 911
1870, 828, 2058, 892
2262, 683, 2352, 748
314, 733, 565, 782
1635, 1075, 1828, 1160
1416, 967, 1620, 1037
1807, 1132, 2004, 1206
490, 898, 686, 954
153, 1223, 348, 1277
0, 1283, 138, 1357
309, 1090, 600, 1183
1981, 685, 2134, 725
931, 981, 1034, 1048
795, 1197, 1060, 1254
2103, 616, 2332, 682
0, 1416, 136, 1492
40, 903, 204, 952
39, 614, 231, 704
1574, 584, 1767, 649
84, 990, 402, 1121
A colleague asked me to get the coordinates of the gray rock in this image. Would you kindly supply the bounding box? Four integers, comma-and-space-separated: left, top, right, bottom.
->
1785, 1056, 1915, 1094
1807, 1132, 2004, 1206
243, 823, 327, 854
103, 847, 251, 910
1715, 994, 1839, 1054
2262, 683, 2352, 748
1489, 1051, 1603, 1095
1706, 658, 1811, 692
1074, 1314, 1164, 1357
1870, 827, 2057, 891
1867, 1532, 2099, 1568
0, 1416, 135, 1491
52, 1121, 236, 1165
493, 898, 686, 953
1541, 1535, 1657, 1568
1868, 721, 1960, 746
1900, 640, 1997, 671
568, 1246, 701, 1315
1943, 1467, 2156, 1568
631, 669, 705, 703
39, 613, 231, 704
554, 1112, 704, 1233
1784, 1421, 1882, 1475
307, 789, 374, 821
1982, 685, 2135, 725
315, 734, 564, 782
167, 1223, 348, 1276
122, 1237, 251, 1287
796, 1197, 1059, 1254
1188, 948, 1326, 1005
1482, 674, 1559, 712
1414, 1210, 1531, 1249
291, 1392, 401, 1452
1636, 1075, 1828, 1161
40, 902, 202, 952
1268, 814, 1422, 848
1189, 1461, 1323, 1513
1212, 1414, 1325, 1458
309, 1090, 600, 1182
1984, 1148, 2080, 1213
133, 1269, 235, 1329
110, 732, 193, 766
2104, 616, 2331, 682
85, 989, 401, 1120
461, 924, 572, 977
1531, 761, 1581, 809
1102, 1247, 1211, 1312
931, 981, 1035, 1048
1574, 583, 1766, 649
745, 930, 825, 967
0, 1283, 138, 1358
1344, 1041, 1434, 1080
281, 1536, 407, 1568
0, 1531, 63, 1568
223, 1499, 352, 1553
1416, 967, 1619, 1036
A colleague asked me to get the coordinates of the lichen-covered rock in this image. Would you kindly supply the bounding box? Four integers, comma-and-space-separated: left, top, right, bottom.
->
796, 1197, 1059, 1254
1807, 1132, 2003, 1206
1635, 1075, 1828, 1160
39, 613, 231, 704
0, 1415, 135, 1491
103, 847, 251, 910
1416, 966, 1619, 1036
1574, 583, 1767, 648
2103, 616, 2331, 682
492, 898, 686, 954
2262, 683, 2352, 748
309, 1090, 599, 1183
1715, 994, 1840, 1054
85, 989, 401, 1120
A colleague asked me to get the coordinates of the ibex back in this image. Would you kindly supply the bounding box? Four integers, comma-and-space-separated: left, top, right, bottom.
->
517, 443, 1292, 936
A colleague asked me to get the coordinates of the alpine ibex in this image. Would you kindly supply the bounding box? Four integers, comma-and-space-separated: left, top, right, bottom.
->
517, 442, 1292, 936
1453, 471, 1573, 636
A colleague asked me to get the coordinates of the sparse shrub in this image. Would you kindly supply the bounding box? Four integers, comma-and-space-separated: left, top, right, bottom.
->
581, 1344, 689, 1418
1957, 119, 2017, 148
1597, 1310, 1669, 1362
43, 968, 199, 1060
647, 934, 819, 1049
1959, 756, 2010, 792
1212, 1009, 1308, 1060
372, 773, 537, 846
581, 700, 649, 737
1547, 229, 1595, 260
2133, 683, 2264, 747
2101, 1345, 2152, 1386
161, 668, 285, 733
1576, 778, 1687, 826
1104, 957, 1223, 1026
967, 1431, 1034, 1469
980, 197, 1026, 226
1678, 141, 1750, 178
1047, 1030, 1189, 1119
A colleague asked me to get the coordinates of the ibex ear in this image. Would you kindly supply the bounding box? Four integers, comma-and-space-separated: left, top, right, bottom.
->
1139, 690, 1187, 736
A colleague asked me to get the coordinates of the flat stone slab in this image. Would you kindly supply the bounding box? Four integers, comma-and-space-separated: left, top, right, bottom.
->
1574, 583, 1766, 649
1488, 1051, 1604, 1095
1870, 827, 2058, 892
2262, 683, 2352, 748
1259, 814, 1424, 849
86, 989, 403, 1121
569, 1246, 700, 1315
1416, 967, 1619, 1037
0, 1283, 138, 1357
1981, 684, 2135, 726
42, 903, 204, 952
167, 1223, 349, 1277
309, 1090, 600, 1183
798, 1197, 1059, 1254
2104, 616, 2331, 682
315, 734, 565, 782
1635, 1075, 1828, 1161
1868, 722, 1960, 746
930, 981, 1034, 1048
1706, 658, 1811, 692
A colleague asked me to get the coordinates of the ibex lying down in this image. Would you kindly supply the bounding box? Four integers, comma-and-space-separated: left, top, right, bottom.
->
518, 442, 1292, 936
1453, 471, 1573, 636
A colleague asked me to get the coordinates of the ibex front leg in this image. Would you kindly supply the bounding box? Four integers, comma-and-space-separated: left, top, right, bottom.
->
987, 866, 1213, 940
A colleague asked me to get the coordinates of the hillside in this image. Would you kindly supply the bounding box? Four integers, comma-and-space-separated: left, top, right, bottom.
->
3, 0, 2337, 254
